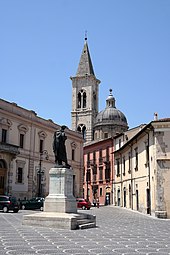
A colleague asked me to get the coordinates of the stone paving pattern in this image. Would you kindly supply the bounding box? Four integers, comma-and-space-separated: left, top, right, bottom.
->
0, 205, 170, 255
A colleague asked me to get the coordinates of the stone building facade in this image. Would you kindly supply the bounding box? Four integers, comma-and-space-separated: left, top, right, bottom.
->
114, 119, 170, 218
0, 99, 84, 200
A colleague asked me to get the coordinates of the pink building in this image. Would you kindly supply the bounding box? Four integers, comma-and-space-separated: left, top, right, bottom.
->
83, 138, 114, 206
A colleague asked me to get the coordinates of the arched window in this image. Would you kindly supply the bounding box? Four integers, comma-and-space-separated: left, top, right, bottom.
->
82, 126, 86, 140
0, 159, 7, 169
83, 92, 86, 108
77, 90, 87, 109
93, 92, 96, 111
77, 126, 81, 132
77, 124, 86, 140
78, 92, 81, 108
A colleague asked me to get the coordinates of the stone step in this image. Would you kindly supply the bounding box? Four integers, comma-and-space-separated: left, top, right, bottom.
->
78, 222, 96, 230
77, 218, 93, 225
76, 214, 96, 229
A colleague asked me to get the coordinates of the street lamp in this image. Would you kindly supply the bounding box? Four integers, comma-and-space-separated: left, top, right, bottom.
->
37, 150, 48, 197
86, 169, 90, 201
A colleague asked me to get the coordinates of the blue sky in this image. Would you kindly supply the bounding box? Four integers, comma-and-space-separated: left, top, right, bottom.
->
0, 0, 170, 129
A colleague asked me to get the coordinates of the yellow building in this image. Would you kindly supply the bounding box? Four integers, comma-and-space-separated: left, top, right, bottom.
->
0, 99, 84, 199
114, 119, 170, 218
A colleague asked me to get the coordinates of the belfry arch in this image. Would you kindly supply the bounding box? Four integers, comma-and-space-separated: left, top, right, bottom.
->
77, 124, 86, 140
77, 90, 87, 109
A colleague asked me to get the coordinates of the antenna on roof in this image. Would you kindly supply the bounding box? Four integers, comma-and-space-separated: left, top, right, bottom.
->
85, 30, 87, 41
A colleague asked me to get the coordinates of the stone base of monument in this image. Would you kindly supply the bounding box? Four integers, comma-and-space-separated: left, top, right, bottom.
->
22, 211, 96, 230
22, 167, 96, 230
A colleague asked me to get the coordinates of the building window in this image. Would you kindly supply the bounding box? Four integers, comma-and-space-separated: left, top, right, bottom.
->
72, 149, 75, 161
93, 164, 97, 175
99, 150, 103, 164
83, 92, 86, 108
128, 152, 131, 173
2, 129, 7, 143
87, 153, 90, 168
93, 174, 97, 182
78, 92, 81, 108
77, 90, 87, 109
19, 134, 24, 148
123, 156, 125, 175
17, 167, 23, 183
39, 139, 44, 153
135, 148, 138, 171
105, 168, 110, 181
119, 139, 121, 148
146, 143, 149, 165
104, 133, 108, 139
99, 167, 103, 181
86, 169, 91, 182
106, 147, 109, 161
100, 187, 102, 196
116, 159, 120, 176
93, 151, 96, 165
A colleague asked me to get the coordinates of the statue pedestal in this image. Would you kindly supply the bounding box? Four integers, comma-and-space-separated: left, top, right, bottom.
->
22, 167, 96, 230
44, 167, 77, 213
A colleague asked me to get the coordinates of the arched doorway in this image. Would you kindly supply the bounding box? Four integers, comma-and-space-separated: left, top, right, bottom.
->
0, 159, 7, 195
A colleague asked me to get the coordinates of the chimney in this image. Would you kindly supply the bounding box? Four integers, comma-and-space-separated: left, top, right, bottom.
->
154, 112, 158, 121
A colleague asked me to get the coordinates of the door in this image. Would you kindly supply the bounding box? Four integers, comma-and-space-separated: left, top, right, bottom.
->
136, 190, 139, 211
146, 188, 150, 214
123, 188, 126, 207
117, 189, 120, 206
0, 169, 6, 195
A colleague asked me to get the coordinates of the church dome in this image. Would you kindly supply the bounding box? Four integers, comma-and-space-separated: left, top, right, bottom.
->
96, 107, 127, 126
94, 89, 128, 139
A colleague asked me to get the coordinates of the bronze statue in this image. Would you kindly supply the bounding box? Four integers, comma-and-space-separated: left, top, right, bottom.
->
53, 125, 70, 168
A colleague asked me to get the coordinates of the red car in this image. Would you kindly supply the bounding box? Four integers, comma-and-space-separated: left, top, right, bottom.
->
76, 198, 91, 210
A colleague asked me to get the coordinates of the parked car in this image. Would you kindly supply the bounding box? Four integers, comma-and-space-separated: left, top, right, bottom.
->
0, 195, 19, 213
76, 198, 91, 210
20, 197, 44, 210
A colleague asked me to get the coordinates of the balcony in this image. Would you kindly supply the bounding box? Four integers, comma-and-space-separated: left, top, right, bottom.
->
0, 142, 20, 156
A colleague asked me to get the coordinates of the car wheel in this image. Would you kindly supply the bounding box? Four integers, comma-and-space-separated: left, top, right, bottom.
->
22, 205, 25, 210
3, 206, 9, 213
82, 206, 86, 210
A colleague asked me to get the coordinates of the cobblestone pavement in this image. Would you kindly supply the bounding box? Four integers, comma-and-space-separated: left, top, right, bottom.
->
0, 206, 170, 255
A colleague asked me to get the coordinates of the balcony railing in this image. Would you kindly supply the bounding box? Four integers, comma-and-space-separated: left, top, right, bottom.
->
0, 142, 20, 155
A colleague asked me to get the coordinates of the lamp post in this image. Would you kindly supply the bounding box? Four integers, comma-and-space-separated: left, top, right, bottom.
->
37, 150, 48, 197
86, 169, 90, 201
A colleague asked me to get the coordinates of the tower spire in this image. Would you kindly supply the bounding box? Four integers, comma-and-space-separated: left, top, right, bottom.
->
76, 35, 94, 76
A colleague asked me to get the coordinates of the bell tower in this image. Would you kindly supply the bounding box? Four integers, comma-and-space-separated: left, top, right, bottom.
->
71, 37, 100, 142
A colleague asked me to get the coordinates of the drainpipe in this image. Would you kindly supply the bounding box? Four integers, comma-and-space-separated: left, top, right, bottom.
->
130, 145, 133, 210
120, 153, 123, 207
147, 130, 151, 215
111, 137, 114, 205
